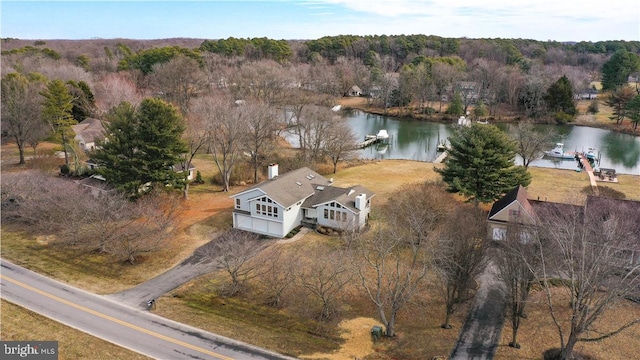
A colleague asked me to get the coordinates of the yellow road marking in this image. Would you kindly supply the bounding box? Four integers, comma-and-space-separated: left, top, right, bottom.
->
0, 274, 234, 360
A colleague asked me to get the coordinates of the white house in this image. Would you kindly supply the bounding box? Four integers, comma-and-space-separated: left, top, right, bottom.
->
72, 118, 106, 152
230, 164, 375, 238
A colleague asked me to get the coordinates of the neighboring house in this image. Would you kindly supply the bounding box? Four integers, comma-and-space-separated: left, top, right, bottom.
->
345, 85, 363, 97
77, 174, 115, 197
488, 185, 640, 267
173, 163, 196, 181
230, 164, 375, 238
84, 160, 196, 181
628, 72, 640, 83
72, 118, 106, 152
574, 89, 598, 100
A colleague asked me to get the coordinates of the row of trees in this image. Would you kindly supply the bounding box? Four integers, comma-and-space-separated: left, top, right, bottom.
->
1, 171, 177, 264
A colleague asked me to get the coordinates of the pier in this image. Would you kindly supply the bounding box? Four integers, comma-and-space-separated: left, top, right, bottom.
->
355, 135, 381, 149
576, 152, 598, 193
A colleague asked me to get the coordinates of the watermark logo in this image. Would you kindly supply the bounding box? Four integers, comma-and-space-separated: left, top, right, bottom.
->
1, 341, 58, 359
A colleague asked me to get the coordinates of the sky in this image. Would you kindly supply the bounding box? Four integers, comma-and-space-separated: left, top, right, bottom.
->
1, 0, 639, 42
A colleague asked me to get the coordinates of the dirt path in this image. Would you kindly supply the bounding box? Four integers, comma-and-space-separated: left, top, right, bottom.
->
449, 261, 506, 360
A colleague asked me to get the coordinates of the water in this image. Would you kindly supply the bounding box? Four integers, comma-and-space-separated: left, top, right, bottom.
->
342, 110, 640, 175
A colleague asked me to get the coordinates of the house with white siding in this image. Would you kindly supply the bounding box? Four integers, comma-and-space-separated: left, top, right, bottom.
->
72, 118, 106, 152
230, 164, 375, 238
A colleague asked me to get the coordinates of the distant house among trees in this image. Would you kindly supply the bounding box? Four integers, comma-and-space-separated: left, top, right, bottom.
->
230, 164, 375, 238
72, 117, 106, 152
344, 85, 362, 97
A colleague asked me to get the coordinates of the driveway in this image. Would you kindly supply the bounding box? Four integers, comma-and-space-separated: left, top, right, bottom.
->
107, 240, 220, 308
449, 261, 506, 360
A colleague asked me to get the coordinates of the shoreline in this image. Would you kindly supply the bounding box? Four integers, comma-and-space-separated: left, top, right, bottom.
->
336, 97, 640, 136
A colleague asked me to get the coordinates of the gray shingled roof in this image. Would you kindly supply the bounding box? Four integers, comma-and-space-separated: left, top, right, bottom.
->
72, 118, 106, 143
303, 184, 375, 213
242, 167, 332, 208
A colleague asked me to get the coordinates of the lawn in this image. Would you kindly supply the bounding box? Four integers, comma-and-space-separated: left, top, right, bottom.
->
494, 288, 640, 360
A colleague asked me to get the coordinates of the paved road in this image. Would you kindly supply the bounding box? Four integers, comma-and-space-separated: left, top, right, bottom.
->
449, 261, 506, 360
0, 259, 295, 360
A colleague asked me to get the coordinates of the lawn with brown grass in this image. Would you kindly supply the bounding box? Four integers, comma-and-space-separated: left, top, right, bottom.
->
1, 300, 150, 360
494, 288, 640, 360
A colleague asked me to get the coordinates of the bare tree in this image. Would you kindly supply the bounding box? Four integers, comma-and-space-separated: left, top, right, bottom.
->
1, 171, 178, 264
1, 73, 48, 164
148, 55, 206, 115
240, 101, 279, 183
294, 105, 335, 164
200, 229, 270, 296
431, 62, 461, 113
435, 205, 488, 329
496, 222, 539, 348
510, 122, 555, 168
298, 246, 352, 320
324, 119, 358, 173
192, 95, 248, 191
94, 72, 143, 115
534, 199, 640, 360
232, 60, 290, 105
353, 183, 446, 336
256, 244, 301, 307
104, 194, 178, 264
179, 110, 209, 199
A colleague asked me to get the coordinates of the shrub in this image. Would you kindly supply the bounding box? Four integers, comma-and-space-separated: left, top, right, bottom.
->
554, 111, 574, 124
587, 100, 599, 114
60, 164, 70, 175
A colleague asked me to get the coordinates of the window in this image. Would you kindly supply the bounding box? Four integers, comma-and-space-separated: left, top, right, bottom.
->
519, 231, 532, 244
255, 198, 279, 218
509, 209, 520, 217
324, 209, 329, 218
235, 198, 241, 209
492, 227, 507, 241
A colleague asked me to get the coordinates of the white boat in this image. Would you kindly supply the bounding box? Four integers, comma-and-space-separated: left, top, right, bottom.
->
376, 129, 389, 140
544, 143, 575, 159
586, 147, 597, 160
457, 115, 471, 126
331, 105, 342, 112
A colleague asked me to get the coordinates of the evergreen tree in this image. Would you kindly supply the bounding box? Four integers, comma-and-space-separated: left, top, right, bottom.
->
544, 75, 576, 117
40, 79, 76, 166
601, 49, 640, 91
605, 86, 636, 124
435, 124, 531, 205
625, 95, 640, 131
446, 93, 464, 116
94, 99, 187, 198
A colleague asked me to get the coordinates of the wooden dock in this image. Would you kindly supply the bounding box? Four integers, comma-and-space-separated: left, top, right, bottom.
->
576, 153, 598, 193
433, 150, 448, 164
355, 135, 383, 149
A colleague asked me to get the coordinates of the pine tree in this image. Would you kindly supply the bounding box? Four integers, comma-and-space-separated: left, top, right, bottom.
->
40, 79, 76, 166
435, 124, 531, 205
446, 92, 463, 116
601, 49, 640, 91
94, 99, 187, 198
544, 75, 576, 117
